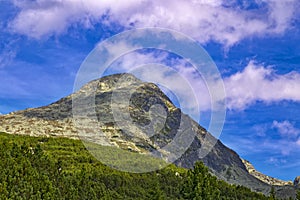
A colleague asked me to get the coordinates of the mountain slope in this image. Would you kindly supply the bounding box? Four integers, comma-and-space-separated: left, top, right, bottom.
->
0, 73, 296, 198
242, 159, 293, 186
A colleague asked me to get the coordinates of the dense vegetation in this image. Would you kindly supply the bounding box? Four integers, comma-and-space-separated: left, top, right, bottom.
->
0, 132, 287, 199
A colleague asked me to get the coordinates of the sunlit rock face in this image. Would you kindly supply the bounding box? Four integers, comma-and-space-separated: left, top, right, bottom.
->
242, 159, 293, 186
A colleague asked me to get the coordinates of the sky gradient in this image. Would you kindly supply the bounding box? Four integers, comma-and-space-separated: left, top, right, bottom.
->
1, 0, 300, 181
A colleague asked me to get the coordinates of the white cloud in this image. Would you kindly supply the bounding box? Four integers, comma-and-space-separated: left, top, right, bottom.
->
9, 0, 107, 38
8, 0, 299, 47
103, 41, 143, 63
225, 61, 300, 110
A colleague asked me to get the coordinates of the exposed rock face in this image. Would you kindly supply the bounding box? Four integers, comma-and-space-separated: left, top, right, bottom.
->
242, 159, 293, 186
0, 113, 77, 138
0, 73, 296, 197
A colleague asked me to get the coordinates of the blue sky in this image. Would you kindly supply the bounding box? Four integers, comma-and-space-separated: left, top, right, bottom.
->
1, 0, 300, 181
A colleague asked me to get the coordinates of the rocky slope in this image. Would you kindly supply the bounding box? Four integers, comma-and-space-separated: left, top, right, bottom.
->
0, 73, 297, 198
242, 159, 293, 186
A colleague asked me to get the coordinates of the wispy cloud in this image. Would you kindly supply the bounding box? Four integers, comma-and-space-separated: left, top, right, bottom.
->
266, 157, 287, 167
0, 49, 16, 69
261, 139, 299, 156
224, 120, 300, 158
253, 124, 268, 137
0, 39, 18, 69
252, 120, 300, 156
272, 120, 300, 138
8, 0, 299, 47
0, 71, 29, 97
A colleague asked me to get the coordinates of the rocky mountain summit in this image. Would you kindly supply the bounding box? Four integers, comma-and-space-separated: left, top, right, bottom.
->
0, 73, 298, 198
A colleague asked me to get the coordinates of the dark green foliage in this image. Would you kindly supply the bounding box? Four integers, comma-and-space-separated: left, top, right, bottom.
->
296, 190, 300, 200
181, 162, 269, 200
269, 186, 276, 200
0, 132, 270, 199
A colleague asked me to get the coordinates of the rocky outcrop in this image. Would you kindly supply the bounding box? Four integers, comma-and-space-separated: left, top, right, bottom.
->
242, 159, 293, 186
0, 113, 77, 138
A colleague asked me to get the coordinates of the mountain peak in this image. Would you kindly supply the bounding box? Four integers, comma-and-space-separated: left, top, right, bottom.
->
76, 73, 143, 94
0, 73, 297, 197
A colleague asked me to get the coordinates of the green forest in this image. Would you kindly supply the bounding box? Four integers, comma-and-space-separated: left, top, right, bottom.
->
0, 132, 293, 199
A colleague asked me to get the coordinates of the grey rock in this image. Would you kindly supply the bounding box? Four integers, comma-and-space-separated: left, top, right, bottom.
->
294, 176, 300, 186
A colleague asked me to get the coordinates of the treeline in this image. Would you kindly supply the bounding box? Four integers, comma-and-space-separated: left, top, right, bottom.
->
0, 132, 293, 199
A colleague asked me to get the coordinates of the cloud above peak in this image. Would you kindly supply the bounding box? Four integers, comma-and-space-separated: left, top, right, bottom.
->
225, 61, 300, 110
8, 0, 299, 47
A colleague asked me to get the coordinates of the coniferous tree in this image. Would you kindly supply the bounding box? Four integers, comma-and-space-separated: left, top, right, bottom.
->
269, 186, 276, 200
296, 190, 300, 200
